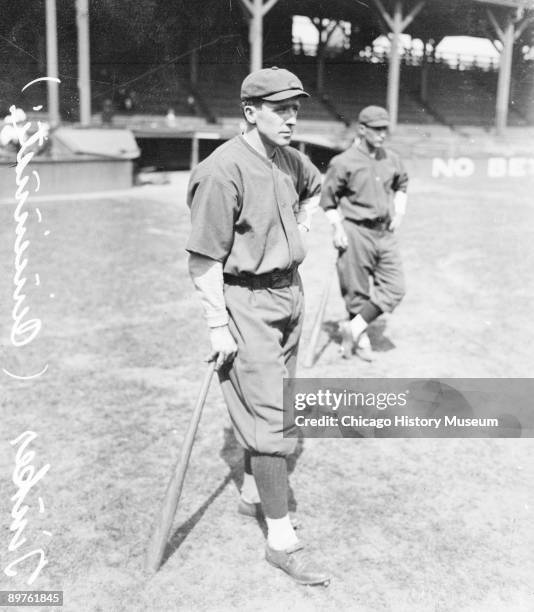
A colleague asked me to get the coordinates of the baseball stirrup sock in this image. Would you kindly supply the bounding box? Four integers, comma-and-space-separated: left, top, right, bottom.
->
360, 301, 382, 324
244, 449, 252, 475
250, 454, 289, 519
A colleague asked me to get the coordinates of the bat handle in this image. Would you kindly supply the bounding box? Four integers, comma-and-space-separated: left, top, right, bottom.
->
145, 361, 216, 572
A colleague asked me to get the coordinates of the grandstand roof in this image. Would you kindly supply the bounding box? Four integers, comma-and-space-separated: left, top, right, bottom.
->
278, 0, 534, 42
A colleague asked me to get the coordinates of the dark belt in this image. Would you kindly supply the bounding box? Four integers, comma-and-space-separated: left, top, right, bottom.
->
352, 217, 389, 230
223, 268, 297, 290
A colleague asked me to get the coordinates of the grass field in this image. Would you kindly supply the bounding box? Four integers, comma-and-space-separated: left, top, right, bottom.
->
1, 172, 533, 612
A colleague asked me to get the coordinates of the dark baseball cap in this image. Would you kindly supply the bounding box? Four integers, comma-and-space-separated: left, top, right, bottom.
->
240, 67, 309, 102
359, 105, 390, 127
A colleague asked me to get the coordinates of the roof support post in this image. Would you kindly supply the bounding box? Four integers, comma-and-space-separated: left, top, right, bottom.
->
45, 0, 60, 127
495, 15, 514, 135
487, 6, 534, 136
76, 0, 91, 126
387, 1, 403, 130
420, 39, 429, 103
370, 0, 425, 131
239, 0, 280, 73
312, 19, 339, 93
250, 0, 263, 72
190, 134, 199, 168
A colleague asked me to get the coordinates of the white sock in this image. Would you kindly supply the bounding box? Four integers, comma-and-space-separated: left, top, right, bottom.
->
266, 515, 299, 550
350, 314, 368, 342
241, 473, 260, 504
358, 331, 371, 349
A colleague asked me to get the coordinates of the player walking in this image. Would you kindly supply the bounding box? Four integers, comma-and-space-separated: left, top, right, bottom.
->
320, 105, 408, 361
186, 67, 330, 585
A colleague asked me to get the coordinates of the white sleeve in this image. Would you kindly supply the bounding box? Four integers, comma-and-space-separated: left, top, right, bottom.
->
296, 195, 320, 231
188, 253, 229, 328
393, 191, 408, 216
325, 208, 343, 225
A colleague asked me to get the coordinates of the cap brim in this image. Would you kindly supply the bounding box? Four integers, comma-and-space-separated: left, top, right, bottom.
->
363, 120, 390, 128
261, 89, 310, 102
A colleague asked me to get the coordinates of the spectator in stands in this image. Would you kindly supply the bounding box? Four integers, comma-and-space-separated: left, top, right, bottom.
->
101, 99, 114, 125
187, 94, 197, 115
118, 87, 135, 112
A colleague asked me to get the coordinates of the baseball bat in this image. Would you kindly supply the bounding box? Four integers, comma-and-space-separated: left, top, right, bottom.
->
303, 272, 333, 368
145, 361, 216, 572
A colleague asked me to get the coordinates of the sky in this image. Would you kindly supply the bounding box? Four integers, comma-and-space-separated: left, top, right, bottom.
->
292, 15, 501, 63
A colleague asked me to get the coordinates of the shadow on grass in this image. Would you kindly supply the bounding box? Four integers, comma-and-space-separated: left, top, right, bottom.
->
160, 428, 306, 566
160, 471, 234, 567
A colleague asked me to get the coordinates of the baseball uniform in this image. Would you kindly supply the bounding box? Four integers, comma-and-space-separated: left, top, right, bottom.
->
320, 140, 407, 318
186, 68, 331, 586
187, 134, 321, 455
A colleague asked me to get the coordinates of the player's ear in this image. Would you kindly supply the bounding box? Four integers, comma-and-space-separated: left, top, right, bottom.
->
357, 123, 366, 137
242, 102, 258, 125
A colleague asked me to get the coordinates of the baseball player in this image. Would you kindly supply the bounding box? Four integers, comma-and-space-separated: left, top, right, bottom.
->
186, 67, 330, 585
320, 105, 408, 360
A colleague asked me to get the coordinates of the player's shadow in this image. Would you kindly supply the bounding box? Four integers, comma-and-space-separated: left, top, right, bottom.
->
160, 472, 233, 568
159, 427, 304, 566
318, 319, 341, 359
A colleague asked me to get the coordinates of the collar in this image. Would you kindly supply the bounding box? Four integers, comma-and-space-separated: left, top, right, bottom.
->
355, 140, 386, 161
239, 134, 278, 165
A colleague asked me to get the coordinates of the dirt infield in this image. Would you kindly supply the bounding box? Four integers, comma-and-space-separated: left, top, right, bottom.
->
1, 173, 533, 611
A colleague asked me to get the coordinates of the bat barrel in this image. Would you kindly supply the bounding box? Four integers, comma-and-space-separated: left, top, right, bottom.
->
145, 361, 216, 572
303, 274, 332, 368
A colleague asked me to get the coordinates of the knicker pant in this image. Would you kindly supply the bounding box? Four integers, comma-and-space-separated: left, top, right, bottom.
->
218, 277, 303, 456
337, 220, 405, 317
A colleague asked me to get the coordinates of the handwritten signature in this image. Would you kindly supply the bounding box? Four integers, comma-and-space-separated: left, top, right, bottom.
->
2, 76, 59, 380
4, 430, 52, 585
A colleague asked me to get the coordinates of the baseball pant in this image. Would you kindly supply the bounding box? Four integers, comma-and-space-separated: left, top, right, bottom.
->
337, 219, 405, 317
218, 275, 303, 456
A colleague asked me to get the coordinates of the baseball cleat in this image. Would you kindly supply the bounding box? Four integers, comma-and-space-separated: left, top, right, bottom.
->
265, 541, 331, 586
355, 332, 374, 362
339, 321, 354, 359
238, 500, 300, 529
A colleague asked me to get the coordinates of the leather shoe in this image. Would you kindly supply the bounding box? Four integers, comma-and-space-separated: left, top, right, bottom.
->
265, 541, 331, 586
339, 321, 354, 359
238, 500, 300, 529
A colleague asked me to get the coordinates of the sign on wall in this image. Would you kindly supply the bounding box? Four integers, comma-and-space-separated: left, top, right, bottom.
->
431, 157, 534, 178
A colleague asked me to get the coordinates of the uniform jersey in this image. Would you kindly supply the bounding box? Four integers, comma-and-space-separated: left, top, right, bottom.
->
186, 135, 321, 276
320, 141, 408, 222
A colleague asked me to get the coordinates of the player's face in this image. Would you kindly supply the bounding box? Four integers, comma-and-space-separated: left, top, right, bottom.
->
360, 124, 388, 149
252, 98, 301, 147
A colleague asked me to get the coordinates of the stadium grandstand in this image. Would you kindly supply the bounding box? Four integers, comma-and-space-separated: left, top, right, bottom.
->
1, 0, 534, 174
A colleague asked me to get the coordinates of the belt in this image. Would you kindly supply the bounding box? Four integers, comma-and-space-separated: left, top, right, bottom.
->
352, 217, 389, 230
223, 268, 297, 290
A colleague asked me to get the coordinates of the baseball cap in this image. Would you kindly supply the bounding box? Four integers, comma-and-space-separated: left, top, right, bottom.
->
358, 105, 390, 127
240, 67, 309, 102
